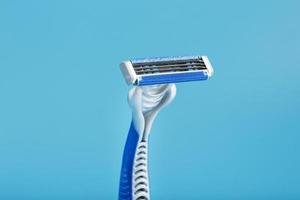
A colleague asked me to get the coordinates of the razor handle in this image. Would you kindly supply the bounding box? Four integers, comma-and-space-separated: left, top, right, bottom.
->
119, 121, 150, 200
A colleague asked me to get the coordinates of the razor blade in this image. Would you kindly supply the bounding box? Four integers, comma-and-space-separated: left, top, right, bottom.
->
120, 55, 214, 86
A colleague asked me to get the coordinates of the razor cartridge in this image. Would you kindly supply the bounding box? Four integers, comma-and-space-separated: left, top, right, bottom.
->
120, 55, 214, 86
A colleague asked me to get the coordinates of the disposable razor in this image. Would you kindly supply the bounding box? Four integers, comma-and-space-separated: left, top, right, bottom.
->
119, 55, 214, 200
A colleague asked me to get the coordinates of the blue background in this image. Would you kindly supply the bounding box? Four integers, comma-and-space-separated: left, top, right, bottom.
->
0, 0, 299, 199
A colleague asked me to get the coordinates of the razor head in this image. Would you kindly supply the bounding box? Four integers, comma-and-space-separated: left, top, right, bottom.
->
120, 55, 214, 86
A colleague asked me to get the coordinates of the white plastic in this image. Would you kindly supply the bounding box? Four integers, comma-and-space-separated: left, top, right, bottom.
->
128, 84, 176, 200
128, 84, 176, 138
202, 56, 214, 78
120, 61, 138, 85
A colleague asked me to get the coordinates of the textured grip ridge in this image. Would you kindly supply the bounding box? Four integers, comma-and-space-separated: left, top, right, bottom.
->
132, 141, 150, 200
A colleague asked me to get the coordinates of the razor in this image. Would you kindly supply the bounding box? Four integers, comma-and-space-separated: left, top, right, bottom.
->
119, 55, 214, 200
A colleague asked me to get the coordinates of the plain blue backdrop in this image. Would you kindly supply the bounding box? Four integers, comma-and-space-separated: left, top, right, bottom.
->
0, 0, 299, 199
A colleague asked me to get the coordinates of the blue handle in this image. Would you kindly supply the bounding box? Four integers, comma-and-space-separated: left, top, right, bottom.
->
119, 121, 139, 200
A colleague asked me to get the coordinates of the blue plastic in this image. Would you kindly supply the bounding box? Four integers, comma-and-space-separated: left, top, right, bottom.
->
137, 71, 208, 86
119, 121, 139, 200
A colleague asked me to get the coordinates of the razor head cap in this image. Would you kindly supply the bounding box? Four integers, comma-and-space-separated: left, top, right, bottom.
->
120, 61, 137, 85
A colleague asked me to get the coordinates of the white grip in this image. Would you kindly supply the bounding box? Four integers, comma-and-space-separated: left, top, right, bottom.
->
132, 141, 150, 200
